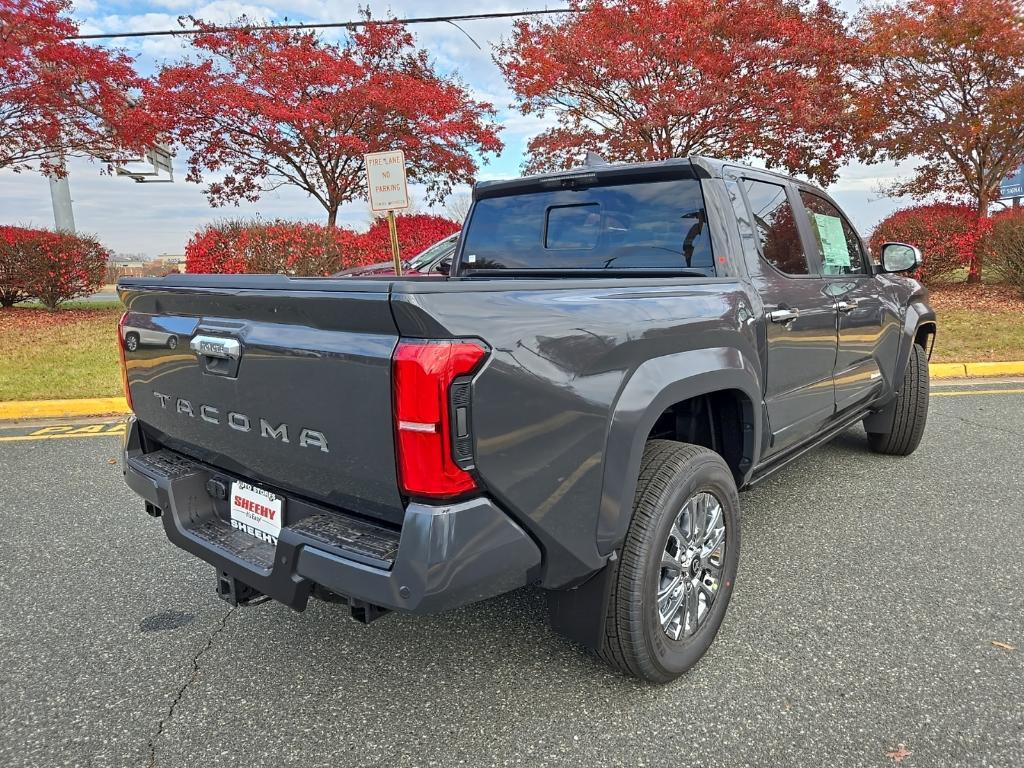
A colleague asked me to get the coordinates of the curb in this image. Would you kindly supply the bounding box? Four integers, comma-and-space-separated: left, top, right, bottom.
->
0, 361, 1022, 421
0, 397, 129, 421
930, 361, 1024, 379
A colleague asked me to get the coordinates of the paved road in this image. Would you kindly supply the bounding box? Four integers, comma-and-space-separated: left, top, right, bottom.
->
1, 383, 1022, 767
77, 290, 119, 303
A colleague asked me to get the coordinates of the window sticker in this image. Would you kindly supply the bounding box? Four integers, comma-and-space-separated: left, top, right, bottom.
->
811, 212, 851, 269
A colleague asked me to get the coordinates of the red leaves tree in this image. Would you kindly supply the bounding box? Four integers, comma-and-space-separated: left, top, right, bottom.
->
0, 0, 151, 175
149, 19, 502, 226
855, 0, 1024, 282
496, 0, 857, 183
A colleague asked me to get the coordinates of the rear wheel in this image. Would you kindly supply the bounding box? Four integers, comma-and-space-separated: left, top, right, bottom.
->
598, 440, 740, 683
866, 344, 929, 456
124, 332, 139, 352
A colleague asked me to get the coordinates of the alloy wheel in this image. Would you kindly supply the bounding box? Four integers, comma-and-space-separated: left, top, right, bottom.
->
656, 491, 727, 640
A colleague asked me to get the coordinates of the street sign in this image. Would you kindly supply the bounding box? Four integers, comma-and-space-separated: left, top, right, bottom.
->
364, 150, 409, 275
999, 165, 1024, 200
364, 150, 409, 212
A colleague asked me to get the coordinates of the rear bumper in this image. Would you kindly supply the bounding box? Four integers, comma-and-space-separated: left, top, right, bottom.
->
122, 417, 540, 614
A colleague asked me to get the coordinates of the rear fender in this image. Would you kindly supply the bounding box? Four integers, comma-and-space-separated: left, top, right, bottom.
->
595, 347, 762, 555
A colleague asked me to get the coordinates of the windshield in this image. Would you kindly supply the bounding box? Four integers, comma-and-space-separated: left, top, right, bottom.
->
459, 178, 714, 274
407, 233, 459, 270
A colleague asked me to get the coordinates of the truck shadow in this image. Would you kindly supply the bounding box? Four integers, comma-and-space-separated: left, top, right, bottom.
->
162, 422, 947, 761
214, 425, 883, 693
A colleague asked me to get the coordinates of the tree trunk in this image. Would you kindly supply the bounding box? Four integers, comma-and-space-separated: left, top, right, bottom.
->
326, 206, 338, 227
966, 191, 989, 284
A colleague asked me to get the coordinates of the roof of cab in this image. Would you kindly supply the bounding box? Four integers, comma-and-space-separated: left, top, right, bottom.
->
471, 154, 815, 200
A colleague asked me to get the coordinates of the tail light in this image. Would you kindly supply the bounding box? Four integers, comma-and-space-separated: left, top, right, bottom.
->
117, 312, 134, 410
392, 339, 487, 499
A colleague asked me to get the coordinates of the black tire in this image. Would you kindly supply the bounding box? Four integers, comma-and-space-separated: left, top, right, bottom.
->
866, 344, 929, 456
598, 440, 740, 683
124, 332, 139, 352
166, 335, 178, 350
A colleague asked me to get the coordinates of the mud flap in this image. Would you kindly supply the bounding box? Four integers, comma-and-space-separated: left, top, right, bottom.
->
547, 560, 616, 651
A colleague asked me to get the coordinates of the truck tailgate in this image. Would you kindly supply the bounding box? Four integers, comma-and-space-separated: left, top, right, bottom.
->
119, 276, 404, 524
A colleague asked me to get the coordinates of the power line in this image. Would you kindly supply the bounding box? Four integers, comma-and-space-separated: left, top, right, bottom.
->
68, 9, 576, 41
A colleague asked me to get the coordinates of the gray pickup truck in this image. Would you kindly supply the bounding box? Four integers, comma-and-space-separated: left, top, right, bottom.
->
118, 157, 934, 682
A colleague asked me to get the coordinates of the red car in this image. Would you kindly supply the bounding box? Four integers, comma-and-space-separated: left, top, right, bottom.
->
334, 232, 458, 277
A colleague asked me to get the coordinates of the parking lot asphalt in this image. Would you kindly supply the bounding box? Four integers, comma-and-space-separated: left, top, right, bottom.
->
1, 382, 1022, 768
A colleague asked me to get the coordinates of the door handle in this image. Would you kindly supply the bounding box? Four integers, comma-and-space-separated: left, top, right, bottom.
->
837, 299, 859, 313
767, 307, 800, 324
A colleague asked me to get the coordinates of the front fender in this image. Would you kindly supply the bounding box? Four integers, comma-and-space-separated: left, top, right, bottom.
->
864, 298, 935, 435
895, 299, 936, 390
595, 347, 762, 555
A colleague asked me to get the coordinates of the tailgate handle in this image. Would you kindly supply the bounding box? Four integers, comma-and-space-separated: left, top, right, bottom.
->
190, 335, 242, 377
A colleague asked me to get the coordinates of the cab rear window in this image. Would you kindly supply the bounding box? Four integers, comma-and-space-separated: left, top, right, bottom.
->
460, 179, 714, 274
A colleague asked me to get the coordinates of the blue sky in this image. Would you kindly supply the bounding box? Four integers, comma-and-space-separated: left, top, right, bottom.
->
0, 0, 918, 256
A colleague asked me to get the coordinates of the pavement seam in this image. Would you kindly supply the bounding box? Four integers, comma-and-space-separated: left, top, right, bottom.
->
932, 410, 1024, 439
146, 605, 236, 768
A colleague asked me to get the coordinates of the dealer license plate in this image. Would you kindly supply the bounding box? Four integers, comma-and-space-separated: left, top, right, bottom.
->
230, 481, 284, 545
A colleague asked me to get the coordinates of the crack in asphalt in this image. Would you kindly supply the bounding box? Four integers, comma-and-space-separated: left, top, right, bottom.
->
146, 605, 236, 768
932, 410, 1024, 439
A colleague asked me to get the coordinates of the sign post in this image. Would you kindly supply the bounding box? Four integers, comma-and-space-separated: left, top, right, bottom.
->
364, 150, 410, 276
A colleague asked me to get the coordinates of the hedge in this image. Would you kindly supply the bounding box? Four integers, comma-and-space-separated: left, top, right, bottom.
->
0, 226, 109, 309
185, 215, 461, 276
869, 203, 988, 283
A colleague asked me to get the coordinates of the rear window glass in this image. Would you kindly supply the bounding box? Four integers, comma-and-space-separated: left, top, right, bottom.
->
460, 178, 714, 274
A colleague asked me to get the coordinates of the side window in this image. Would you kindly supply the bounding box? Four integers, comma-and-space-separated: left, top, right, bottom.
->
798, 191, 868, 276
741, 179, 809, 276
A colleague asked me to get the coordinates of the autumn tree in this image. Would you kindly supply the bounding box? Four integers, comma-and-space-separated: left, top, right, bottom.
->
496, 0, 858, 183
148, 19, 502, 226
0, 0, 151, 174
855, 0, 1024, 282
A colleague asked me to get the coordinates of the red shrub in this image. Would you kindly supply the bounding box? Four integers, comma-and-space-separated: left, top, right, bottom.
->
870, 203, 988, 283
185, 220, 367, 275
0, 226, 108, 309
989, 207, 1024, 296
185, 215, 461, 275
0, 227, 35, 307
359, 214, 461, 265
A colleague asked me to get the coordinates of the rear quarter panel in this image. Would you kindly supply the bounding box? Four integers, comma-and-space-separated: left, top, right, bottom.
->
392, 278, 761, 587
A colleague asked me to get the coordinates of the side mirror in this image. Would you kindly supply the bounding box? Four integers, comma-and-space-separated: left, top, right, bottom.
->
434, 257, 452, 276
880, 242, 922, 273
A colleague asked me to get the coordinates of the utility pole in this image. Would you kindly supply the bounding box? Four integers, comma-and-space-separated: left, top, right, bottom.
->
47, 165, 76, 233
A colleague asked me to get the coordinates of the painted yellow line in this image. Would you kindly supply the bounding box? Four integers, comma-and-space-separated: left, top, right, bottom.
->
0, 397, 129, 420
930, 388, 1024, 397
0, 422, 127, 443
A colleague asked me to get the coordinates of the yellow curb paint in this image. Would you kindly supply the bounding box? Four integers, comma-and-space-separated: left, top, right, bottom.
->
0, 397, 129, 420
963, 361, 1024, 378
929, 363, 967, 378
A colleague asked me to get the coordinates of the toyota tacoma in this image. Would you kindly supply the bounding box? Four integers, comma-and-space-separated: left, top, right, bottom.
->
118, 157, 934, 683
